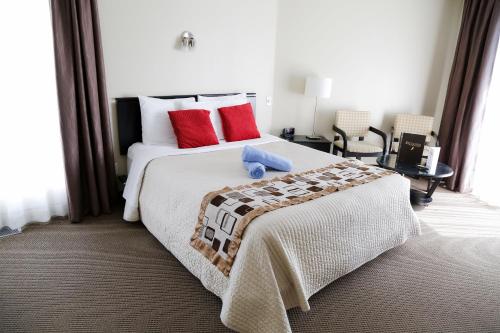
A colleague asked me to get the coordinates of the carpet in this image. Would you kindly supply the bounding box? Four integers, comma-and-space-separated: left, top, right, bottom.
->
1, 196, 499, 332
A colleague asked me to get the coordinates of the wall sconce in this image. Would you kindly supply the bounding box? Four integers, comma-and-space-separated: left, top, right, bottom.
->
180, 31, 195, 49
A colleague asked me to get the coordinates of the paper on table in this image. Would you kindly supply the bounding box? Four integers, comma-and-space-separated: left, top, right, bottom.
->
425, 147, 441, 174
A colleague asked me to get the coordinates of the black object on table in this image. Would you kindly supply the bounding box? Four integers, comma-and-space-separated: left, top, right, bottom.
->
376, 154, 454, 206
281, 134, 332, 153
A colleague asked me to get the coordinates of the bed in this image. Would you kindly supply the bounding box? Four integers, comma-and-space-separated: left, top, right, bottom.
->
117, 93, 421, 333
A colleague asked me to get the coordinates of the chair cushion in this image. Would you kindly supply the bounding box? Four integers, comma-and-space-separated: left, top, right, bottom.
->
334, 110, 370, 137
334, 140, 383, 153
393, 114, 434, 141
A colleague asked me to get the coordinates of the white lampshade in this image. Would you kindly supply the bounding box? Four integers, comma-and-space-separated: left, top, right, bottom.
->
304, 76, 332, 98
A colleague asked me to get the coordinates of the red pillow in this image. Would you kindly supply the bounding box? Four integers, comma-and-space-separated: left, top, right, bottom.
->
218, 103, 261, 142
168, 110, 219, 148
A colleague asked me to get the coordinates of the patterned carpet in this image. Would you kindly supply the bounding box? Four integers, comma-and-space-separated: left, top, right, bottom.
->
1, 188, 499, 332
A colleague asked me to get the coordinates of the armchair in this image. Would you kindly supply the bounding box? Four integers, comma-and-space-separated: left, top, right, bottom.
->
332, 110, 387, 160
389, 114, 437, 155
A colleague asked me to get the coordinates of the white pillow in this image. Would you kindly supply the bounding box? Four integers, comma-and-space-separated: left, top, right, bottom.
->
180, 99, 247, 139
138, 96, 195, 145
197, 93, 247, 102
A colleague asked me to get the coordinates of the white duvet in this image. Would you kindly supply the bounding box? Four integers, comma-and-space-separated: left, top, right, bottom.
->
123, 134, 282, 221
124, 136, 420, 332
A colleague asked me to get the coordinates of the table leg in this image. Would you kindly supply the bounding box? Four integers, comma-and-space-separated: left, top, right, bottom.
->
411, 178, 442, 206
426, 178, 441, 198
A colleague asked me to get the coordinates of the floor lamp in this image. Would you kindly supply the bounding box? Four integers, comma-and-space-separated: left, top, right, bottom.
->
305, 76, 332, 140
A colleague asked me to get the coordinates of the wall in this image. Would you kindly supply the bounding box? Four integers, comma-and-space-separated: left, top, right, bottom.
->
97, 0, 278, 175
271, 0, 463, 143
98, 0, 463, 174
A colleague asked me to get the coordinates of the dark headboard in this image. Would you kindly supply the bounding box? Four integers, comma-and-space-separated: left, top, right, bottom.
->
115, 92, 256, 155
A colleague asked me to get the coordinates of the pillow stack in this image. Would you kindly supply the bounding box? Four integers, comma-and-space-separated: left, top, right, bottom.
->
138, 93, 261, 149
138, 95, 194, 145
218, 103, 260, 142
168, 109, 218, 148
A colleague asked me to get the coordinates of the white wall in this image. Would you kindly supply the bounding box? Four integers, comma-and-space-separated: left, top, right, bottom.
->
98, 0, 463, 174
97, 0, 278, 175
271, 0, 463, 143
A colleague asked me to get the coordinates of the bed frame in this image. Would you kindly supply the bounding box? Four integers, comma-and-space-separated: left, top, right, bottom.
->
115, 93, 257, 155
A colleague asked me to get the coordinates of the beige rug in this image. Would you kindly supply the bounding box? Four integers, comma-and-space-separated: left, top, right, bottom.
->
1, 189, 499, 332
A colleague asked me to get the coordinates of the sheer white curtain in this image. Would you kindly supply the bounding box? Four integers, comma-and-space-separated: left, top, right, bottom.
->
473, 39, 500, 207
0, 1, 68, 229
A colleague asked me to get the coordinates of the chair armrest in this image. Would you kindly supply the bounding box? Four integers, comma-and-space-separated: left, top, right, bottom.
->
369, 126, 387, 155
389, 126, 395, 153
332, 125, 348, 152
430, 131, 440, 147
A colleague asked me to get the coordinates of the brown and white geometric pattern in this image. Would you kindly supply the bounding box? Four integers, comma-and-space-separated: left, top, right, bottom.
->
190, 161, 394, 276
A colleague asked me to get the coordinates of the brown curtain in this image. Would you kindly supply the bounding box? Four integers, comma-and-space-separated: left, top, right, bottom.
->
51, 0, 117, 222
439, 0, 500, 192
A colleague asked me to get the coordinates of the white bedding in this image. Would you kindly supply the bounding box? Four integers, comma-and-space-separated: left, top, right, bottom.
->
123, 134, 282, 221
126, 138, 421, 332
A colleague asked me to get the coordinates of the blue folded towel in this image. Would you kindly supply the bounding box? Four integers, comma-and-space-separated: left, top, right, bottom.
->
243, 161, 266, 179
242, 145, 293, 172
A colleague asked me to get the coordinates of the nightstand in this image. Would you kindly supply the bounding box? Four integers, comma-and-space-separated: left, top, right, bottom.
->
281, 135, 332, 153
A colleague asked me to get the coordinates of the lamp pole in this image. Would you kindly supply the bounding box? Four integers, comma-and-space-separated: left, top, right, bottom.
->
312, 96, 318, 136
304, 76, 331, 140
307, 96, 321, 140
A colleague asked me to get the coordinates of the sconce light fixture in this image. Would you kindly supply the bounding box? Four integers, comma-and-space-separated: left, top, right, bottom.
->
180, 31, 195, 49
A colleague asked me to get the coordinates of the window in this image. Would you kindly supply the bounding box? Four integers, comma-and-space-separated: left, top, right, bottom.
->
0, 1, 67, 229
473, 38, 500, 206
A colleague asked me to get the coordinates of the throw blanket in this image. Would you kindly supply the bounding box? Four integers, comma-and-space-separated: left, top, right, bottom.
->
191, 161, 394, 276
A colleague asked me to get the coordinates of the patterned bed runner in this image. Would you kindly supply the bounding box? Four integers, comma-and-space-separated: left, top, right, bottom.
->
190, 161, 394, 276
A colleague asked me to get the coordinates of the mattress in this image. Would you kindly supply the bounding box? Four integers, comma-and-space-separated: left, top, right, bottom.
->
125, 137, 421, 332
